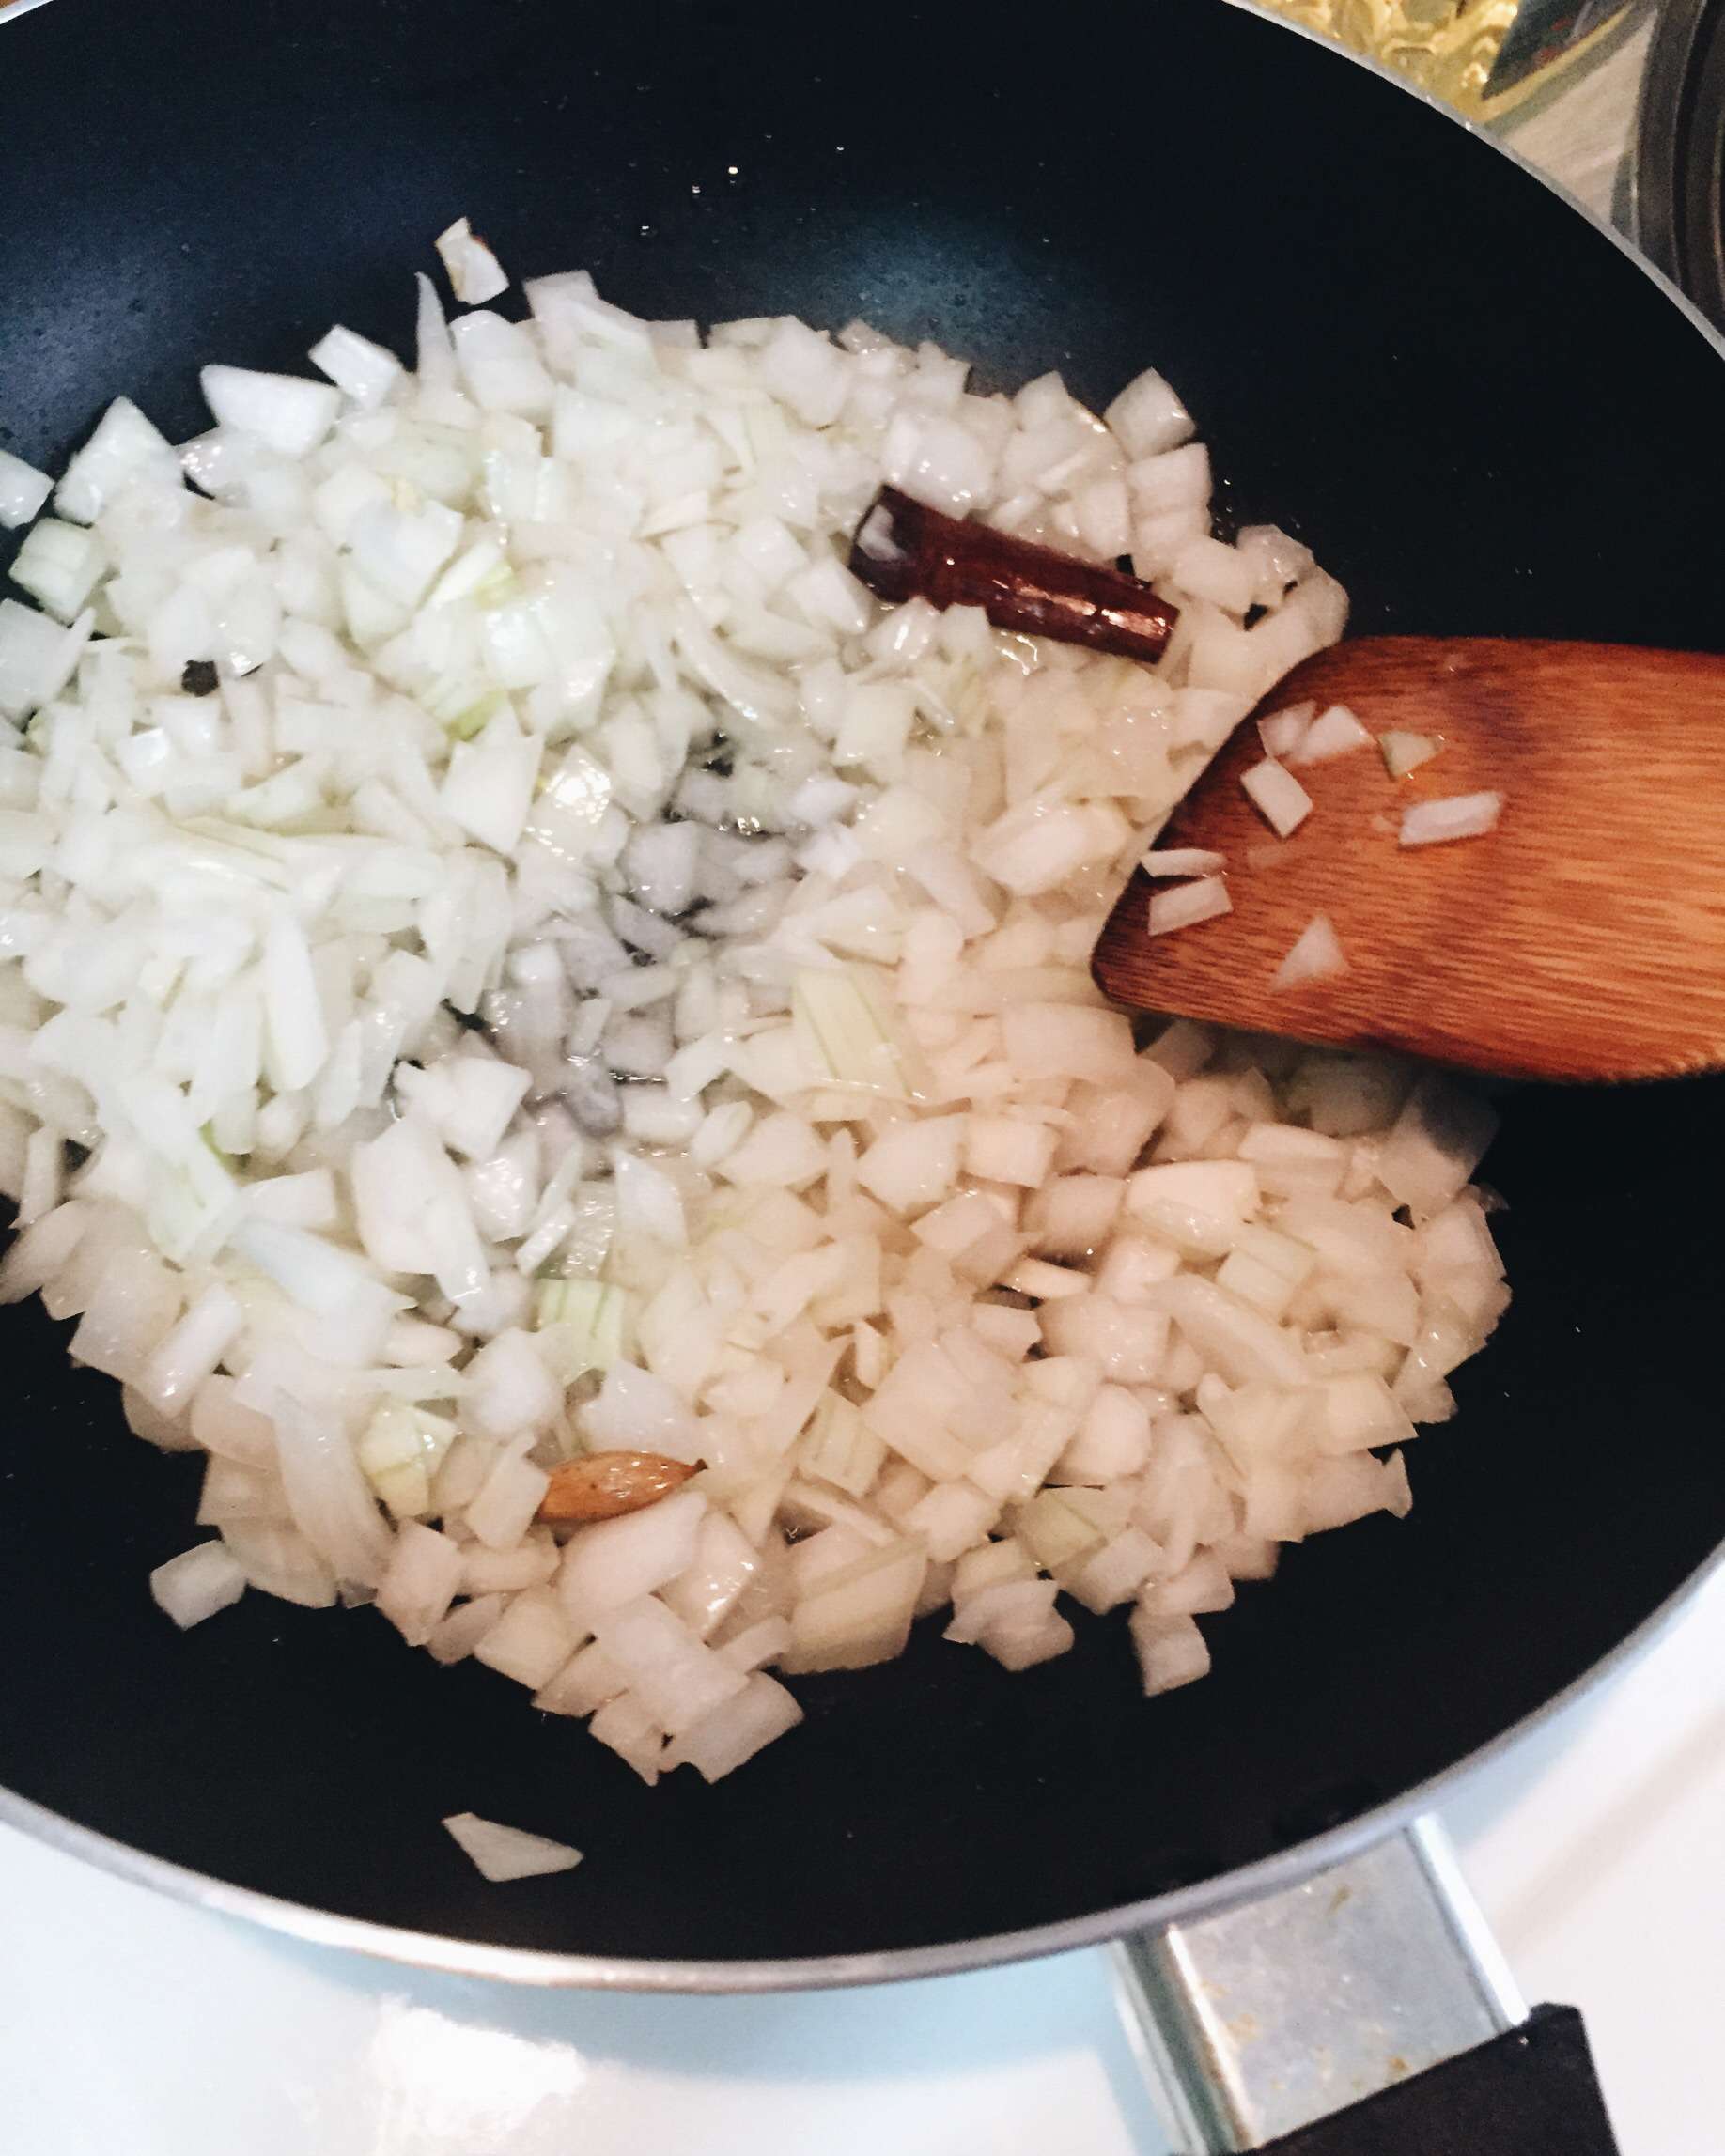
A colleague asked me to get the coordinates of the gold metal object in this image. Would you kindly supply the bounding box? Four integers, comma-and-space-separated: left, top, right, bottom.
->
1254, 0, 1640, 118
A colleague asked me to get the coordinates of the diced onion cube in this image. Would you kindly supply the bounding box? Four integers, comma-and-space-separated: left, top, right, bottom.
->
1286, 704, 1371, 766
1272, 914, 1346, 989
1380, 729, 1441, 779
1141, 846, 1226, 878
435, 218, 510, 304
1147, 876, 1232, 936
1256, 703, 1314, 758
0, 448, 54, 531
442, 1811, 583, 1882
1241, 757, 1313, 838
1400, 791, 1503, 846
150, 1541, 246, 1629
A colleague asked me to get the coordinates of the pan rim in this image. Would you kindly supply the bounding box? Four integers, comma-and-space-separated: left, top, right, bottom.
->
0, 0, 1721, 1992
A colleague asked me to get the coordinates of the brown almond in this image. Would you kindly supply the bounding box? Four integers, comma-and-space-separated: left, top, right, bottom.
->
536, 1450, 699, 1524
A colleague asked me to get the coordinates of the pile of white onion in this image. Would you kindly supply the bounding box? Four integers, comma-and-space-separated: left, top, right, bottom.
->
0, 232, 1508, 1805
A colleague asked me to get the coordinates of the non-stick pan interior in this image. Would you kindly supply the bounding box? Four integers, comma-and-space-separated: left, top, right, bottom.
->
1, 0, 1722, 1970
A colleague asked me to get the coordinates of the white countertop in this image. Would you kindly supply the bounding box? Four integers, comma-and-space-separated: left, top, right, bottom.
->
5, 1565, 1721, 2155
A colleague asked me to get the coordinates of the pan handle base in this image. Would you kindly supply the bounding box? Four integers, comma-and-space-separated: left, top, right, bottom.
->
1110, 1816, 1615, 2152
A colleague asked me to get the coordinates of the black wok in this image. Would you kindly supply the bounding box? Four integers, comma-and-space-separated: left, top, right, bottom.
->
0, 0, 1721, 2104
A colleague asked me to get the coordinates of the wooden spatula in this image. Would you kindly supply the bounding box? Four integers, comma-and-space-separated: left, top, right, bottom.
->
1091, 638, 1725, 1082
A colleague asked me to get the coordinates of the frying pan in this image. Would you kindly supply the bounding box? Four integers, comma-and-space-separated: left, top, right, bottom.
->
1, 0, 1722, 2144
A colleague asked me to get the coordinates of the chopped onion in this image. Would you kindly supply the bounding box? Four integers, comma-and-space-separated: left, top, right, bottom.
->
583, 1360, 703, 1462
1400, 791, 1503, 846
200, 366, 341, 458
10, 520, 105, 623
1286, 704, 1371, 766
781, 1538, 925, 1674
1380, 729, 1441, 779
1129, 1606, 1212, 1696
855, 1116, 966, 1214
414, 272, 458, 388
1240, 757, 1313, 837
434, 219, 510, 304
426, 1591, 505, 1665
376, 1520, 463, 1645
0, 251, 1516, 1797
0, 448, 53, 531
1105, 369, 1194, 458
1272, 913, 1346, 989
55, 398, 179, 523
1147, 876, 1232, 936
150, 1540, 246, 1628
793, 965, 924, 1099
0, 600, 75, 721
588, 1692, 666, 1785
136, 1282, 242, 1416
461, 1329, 560, 1443
267, 1388, 396, 1590
1141, 846, 1225, 879
1001, 1004, 1137, 1082
442, 1810, 582, 1882
1256, 702, 1314, 759
474, 1586, 579, 1688
535, 1280, 630, 1378
308, 323, 404, 408
591, 1593, 747, 1733
1377, 1075, 1500, 1218
559, 1488, 707, 1633
663, 1671, 803, 1781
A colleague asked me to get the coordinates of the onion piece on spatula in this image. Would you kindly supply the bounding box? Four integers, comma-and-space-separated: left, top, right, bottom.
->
1093, 636, 1725, 1081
